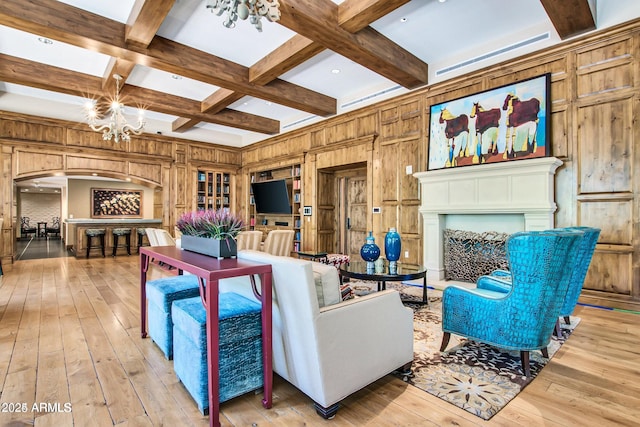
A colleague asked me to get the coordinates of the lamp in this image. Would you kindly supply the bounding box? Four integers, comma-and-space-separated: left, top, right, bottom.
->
84, 74, 145, 143
205, 0, 281, 32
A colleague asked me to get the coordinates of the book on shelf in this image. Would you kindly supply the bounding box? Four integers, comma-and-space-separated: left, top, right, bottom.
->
294, 193, 300, 203
293, 179, 301, 190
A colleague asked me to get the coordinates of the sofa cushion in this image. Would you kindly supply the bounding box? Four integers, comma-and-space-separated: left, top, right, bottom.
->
311, 261, 341, 307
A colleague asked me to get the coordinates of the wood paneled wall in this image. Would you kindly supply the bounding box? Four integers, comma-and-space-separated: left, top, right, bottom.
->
1, 19, 638, 308
241, 19, 640, 309
0, 113, 241, 270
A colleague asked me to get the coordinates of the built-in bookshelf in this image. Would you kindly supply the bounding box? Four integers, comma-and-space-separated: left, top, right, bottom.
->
196, 169, 232, 212
249, 164, 302, 252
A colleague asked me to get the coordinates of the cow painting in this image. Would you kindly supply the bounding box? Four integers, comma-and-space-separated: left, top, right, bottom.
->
502, 94, 540, 159
470, 102, 501, 163
428, 74, 548, 171
439, 108, 469, 167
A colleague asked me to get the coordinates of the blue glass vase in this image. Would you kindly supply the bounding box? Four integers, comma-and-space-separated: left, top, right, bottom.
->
360, 231, 380, 270
384, 228, 401, 262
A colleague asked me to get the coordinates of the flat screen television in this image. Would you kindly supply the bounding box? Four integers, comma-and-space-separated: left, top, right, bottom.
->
251, 179, 292, 214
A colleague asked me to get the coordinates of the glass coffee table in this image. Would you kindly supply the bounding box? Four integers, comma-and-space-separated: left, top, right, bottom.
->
339, 261, 428, 304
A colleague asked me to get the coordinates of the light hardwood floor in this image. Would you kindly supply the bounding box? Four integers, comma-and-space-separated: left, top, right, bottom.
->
0, 255, 639, 426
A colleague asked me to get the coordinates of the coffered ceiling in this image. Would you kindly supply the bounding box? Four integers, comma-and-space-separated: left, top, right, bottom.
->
1, 0, 639, 147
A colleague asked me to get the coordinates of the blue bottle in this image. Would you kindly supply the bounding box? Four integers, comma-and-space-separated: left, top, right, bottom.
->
385, 227, 401, 265
360, 231, 380, 271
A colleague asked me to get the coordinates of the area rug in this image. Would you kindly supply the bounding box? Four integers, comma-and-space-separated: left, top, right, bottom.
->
350, 281, 580, 420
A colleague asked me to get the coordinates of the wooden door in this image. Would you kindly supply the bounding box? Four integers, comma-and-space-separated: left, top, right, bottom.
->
337, 170, 367, 260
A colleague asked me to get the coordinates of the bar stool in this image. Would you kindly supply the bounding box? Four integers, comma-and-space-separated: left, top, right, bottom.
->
112, 228, 132, 256
137, 228, 148, 253
85, 228, 106, 258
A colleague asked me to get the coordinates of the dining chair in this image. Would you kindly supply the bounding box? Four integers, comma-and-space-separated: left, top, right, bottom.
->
236, 230, 263, 251
262, 229, 294, 257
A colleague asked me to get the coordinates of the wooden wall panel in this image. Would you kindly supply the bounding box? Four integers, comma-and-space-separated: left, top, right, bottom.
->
66, 156, 127, 174
399, 100, 421, 138
14, 151, 63, 176
316, 171, 336, 253
399, 138, 420, 201
357, 112, 378, 137
579, 199, 633, 245
310, 128, 325, 149
380, 106, 398, 141
66, 129, 127, 151
587, 251, 632, 295
550, 107, 569, 158
401, 236, 421, 265
576, 37, 634, 98
577, 98, 633, 193
0, 119, 64, 143
128, 162, 162, 186
190, 146, 217, 163
326, 120, 356, 145
130, 139, 173, 158
217, 149, 241, 165
380, 143, 398, 202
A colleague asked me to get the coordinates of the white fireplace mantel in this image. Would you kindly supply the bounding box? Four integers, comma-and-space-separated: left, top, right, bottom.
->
414, 157, 563, 281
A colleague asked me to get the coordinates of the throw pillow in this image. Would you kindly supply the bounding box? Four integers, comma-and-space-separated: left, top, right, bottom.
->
311, 262, 341, 307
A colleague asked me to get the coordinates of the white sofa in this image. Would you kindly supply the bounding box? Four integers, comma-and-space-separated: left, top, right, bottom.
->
218, 250, 414, 418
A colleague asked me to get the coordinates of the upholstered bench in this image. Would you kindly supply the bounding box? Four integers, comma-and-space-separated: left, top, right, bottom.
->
172, 292, 263, 415
146, 275, 200, 359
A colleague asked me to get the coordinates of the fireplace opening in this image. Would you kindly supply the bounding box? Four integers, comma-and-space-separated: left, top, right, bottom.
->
443, 229, 509, 283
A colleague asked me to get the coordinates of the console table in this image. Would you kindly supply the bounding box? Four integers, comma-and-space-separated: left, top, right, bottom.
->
139, 246, 273, 427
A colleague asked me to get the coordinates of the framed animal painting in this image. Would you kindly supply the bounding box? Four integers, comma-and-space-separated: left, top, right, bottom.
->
427, 73, 550, 171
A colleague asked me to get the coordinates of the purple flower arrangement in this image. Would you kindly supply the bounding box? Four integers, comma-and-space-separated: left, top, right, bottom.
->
176, 209, 245, 241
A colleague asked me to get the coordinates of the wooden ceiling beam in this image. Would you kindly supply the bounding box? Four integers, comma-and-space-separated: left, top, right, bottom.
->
0, 0, 336, 117
201, 89, 245, 114
278, 0, 428, 89
211, 0, 412, 131
0, 54, 280, 135
539, 0, 595, 39
249, 35, 324, 85
101, 58, 136, 93
125, 0, 175, 47
338, 0, 411, 32
122, 86, 280, 134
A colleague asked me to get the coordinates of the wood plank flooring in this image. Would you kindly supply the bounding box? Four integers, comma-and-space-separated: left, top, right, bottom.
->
0, 255, 639, 426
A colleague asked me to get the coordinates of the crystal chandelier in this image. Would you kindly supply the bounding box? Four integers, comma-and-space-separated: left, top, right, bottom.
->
205, 0, 281, 32
84, 74, 145, 143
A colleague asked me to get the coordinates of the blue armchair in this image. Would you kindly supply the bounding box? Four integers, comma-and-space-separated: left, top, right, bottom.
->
482, 227, 600, 327
440, 230, 584, 377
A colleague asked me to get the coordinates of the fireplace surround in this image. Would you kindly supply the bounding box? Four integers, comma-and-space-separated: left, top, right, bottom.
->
414, 157, 563, 281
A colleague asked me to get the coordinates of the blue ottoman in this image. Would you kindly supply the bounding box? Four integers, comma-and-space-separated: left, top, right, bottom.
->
172, 292, 263, 415
146, 275, 201, 359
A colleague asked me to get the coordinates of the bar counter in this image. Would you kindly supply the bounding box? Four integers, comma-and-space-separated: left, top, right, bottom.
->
64, 218, 162, 257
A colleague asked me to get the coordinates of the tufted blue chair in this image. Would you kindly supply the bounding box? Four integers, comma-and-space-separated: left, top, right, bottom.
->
440, 230, 585, 377
481, 227, 600, 329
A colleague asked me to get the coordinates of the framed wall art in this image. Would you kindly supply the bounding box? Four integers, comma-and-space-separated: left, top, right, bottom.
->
427, 73, 550, 171
91, 188, 142, 218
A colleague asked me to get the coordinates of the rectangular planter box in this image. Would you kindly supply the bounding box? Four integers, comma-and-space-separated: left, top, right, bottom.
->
181, 235, 237, 259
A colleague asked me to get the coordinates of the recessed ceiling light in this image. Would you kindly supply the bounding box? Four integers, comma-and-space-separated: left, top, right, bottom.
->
331, 69, 340, 74
37, 37, 53, 45
400, 17, 408, 23
438, 0, 447, 3
92, 173, 98, 176
265, 101, 272, 106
